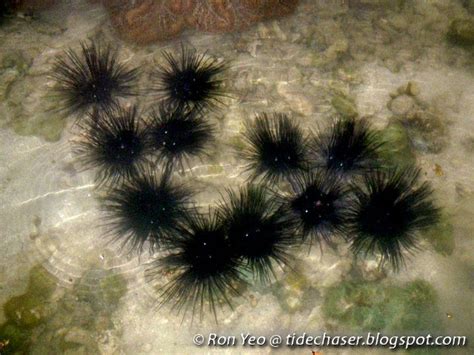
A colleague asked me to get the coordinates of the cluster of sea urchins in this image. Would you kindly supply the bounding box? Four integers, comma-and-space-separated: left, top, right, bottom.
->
241, 113, 439, 270
52, 39, 440, 321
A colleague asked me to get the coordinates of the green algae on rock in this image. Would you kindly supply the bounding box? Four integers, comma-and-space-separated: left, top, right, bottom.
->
272, 266, 319, 314
378, 119, 416, 168
422, 213, 455, 257
0, 322, 31, 355
0, 265, 128, 354
448, 19, 474, 46
322, 279, 443, 333
9, 113, 67, 142
0, 265, 57, 353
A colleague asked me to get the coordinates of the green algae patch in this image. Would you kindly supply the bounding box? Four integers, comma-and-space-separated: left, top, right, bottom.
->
0, 265, 128, 354
229, 135, 246, 152
448, 19, 474, 47
322, 279, 443, 333
3, 293, 50, 328
422, 213, 455, 257
272, 266, 319, 314
207, 164, 224, 175
1, 50, 32, 74
28, 264, 57, 298
379, 119, 416, 168
3, 265, 57, 328
10, 112, 67, 143
99, 273, 128, 307
0, 322, 32, 355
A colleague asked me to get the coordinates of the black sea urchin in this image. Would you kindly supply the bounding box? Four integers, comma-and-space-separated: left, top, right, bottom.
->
146, 103, 214, 171
218, 185, 297, 283
74, 106, 149, 185
151, 46, 226, 111
285, 172, 350, 244
310, 117, 383, 178
152, 212, 243, 321
51, 40, 138, 117
102, 168, 194, 255
348, 167, 439, 271
242, 113, 307, 184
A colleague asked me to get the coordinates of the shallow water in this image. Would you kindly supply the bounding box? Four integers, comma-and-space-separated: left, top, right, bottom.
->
0, 0, 473, 354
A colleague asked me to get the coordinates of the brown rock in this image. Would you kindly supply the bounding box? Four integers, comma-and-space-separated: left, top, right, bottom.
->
102, 0, 299, 45
106, 0, 186, 45
189, 0, 239, 33
12, 0, 57, 11
261, 0, 300, 19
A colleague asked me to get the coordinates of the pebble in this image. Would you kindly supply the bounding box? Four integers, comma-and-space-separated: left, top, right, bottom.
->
406, 81, 420, 96
388, 94, 415, 115
141, 343, 153, 352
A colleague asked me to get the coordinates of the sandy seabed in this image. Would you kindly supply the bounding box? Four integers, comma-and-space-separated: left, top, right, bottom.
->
0, 0, 473, 354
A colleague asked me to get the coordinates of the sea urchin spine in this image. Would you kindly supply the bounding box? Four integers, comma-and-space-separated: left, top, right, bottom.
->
74, 105, 149, 185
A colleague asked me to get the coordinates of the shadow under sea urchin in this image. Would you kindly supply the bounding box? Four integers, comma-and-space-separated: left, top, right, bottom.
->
146, 103, 215, 172
149, 211, 244, 322
348, 167, 440, 271
217, 185, 298, 283
51, 39, 139, 118
309, 117, 384, 178
74, 106, 150, 186
0, 1, 14, 24
242, 113, 308, 184
101, 167, 194, 256
151, 45, 227, 112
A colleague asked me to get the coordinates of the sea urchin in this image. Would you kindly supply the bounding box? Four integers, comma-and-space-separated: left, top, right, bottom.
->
309, 117, 383, 178
74, 106, 149, 185
348, 167, 439, 270
151, 212, 243, 321
51, 39, 139, 117
146, 103, 214, 171
285, 171, 350, 244
242, 113, 308, 184
102, 168, 194, 255
151, 46, 227, 111
218, 185, 297, 283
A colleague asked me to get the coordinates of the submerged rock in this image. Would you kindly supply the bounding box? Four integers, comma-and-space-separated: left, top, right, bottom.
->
387, 84, 449, 154
101, 0, 300, 45
388, 94, 415, 116
448, 19, 474, 46
379, 119, 416, 168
